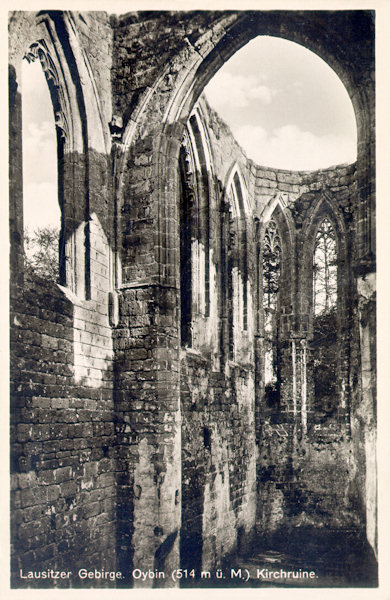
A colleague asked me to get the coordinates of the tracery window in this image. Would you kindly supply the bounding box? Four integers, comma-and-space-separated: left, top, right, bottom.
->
311, 217, 338, 419
313, 218, 337, 316
229, 173, 248, 334
262, 219, 281, 387
263, 219, 281, 321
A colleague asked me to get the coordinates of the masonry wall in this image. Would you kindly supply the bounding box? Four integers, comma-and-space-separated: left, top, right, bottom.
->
10, 277, 117, 588
251, 161, 364, 538
109, 7, 375, 573
179, 99, 258, 572
180, 99, 367, 570
9, 11, 120, 588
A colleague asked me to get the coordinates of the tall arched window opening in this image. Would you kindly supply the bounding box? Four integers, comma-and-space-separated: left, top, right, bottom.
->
313, 218, 337, 315
262, 219, 281, 404
311, 217, 338, 420
233, 173, 248, 331
188, 114, 211, 318
179, 144, 194, 347
228, 172, 248, 347
22, 55, 61, 284
179, 108, 215, 350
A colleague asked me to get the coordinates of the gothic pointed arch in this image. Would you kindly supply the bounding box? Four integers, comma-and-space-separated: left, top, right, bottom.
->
313, 217, 338, 316
114, 11, 373, 297
301, 194, 351, 427
301, 193, 348, 328
10, 11, 111, 299
23, 37, 76, 290
187, 107, 212, 318
178, 103, 216, 349
222, 164, 252, 361
258, 193, 295, 333
256, 195, 295, 417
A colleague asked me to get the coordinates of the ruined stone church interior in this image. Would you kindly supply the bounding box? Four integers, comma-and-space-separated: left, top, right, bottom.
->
9, 10, 376, 588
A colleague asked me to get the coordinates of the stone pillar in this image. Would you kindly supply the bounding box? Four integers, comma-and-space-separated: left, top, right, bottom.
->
353, 48, 376, 555
356, 272, 376, 557
114, 285, 181, 587
113, 128, 182, 586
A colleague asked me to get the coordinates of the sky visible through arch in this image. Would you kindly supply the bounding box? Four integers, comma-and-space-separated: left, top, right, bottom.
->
22, 59, 59, 232
22, 35, 357, 231
203, 35, 357, 171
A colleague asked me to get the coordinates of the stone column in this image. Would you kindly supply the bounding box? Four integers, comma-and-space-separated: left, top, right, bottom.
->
113, 130, 182, 587
353, 53, 376, 557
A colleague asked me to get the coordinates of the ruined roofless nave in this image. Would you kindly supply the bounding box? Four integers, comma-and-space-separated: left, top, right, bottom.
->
9, 10, 376, 588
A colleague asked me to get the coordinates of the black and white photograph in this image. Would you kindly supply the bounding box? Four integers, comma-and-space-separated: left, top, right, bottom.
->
8, 3, 384, 594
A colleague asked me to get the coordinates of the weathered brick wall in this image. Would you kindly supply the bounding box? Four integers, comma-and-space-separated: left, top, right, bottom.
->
251, 162, 364, 537
181, 358, 257, 572
112, 284, 181, 586
9, 11, 118, 588
72, 11, 113, 137
10, 276, 116, 588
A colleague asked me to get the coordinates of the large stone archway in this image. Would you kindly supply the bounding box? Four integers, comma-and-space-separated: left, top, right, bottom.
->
116, 11, 374, 284
113, 10, 375, 574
